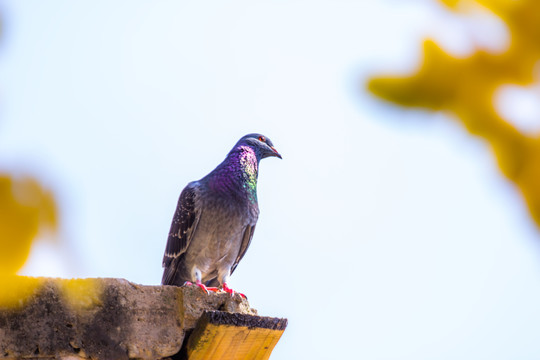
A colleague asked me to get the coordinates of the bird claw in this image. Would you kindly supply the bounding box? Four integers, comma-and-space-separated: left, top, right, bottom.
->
182, 281, 246, 299
183, 281, 219, 295
222, 283, 247, 299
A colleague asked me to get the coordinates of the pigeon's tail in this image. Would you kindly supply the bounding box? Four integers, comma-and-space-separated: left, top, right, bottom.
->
161, 257, 189, 286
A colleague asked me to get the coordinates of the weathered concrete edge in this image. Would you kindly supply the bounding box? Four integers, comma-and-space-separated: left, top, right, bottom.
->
0, 277, 257, 360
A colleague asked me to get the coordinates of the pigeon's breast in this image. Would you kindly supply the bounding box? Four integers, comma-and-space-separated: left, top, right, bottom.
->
186, 195, 257, 279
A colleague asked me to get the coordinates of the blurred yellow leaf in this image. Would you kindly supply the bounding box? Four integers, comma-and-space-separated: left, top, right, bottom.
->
0, 176, 57, 275
59, 278, 104, 311
0, 277, 103, 312
0, 275, 41, 308
0, 13, 62, 308
367, 0, 540, 228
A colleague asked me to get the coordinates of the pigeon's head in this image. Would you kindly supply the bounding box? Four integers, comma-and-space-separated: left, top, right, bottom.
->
234, 133, 282, 160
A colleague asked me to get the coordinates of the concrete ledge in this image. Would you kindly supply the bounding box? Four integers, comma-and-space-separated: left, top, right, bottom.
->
0, 277, 261, 360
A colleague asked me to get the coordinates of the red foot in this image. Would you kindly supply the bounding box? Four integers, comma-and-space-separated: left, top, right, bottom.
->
183, 281, 219, 295
222, 283, 247, 299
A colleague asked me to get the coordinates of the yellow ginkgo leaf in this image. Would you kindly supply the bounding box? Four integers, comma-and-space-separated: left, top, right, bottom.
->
368, 0, 540, 229
0, 176, 57, 275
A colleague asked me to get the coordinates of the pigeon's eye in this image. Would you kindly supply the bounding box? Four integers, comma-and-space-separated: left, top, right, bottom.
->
258, 136, 266, 142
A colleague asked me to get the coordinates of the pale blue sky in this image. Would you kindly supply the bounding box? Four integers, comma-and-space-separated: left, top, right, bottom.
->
2, 1, 540, 359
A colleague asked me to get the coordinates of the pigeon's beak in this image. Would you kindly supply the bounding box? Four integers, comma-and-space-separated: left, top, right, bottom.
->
271, 146, 282, 159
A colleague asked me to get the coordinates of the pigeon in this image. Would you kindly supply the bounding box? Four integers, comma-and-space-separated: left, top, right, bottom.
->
161, 133, 281, 297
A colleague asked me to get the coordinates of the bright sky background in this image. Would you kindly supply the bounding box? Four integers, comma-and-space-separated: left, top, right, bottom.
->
2, 1, 540, 359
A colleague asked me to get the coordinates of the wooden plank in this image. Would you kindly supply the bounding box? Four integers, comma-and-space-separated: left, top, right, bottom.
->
185, 311, 287, 360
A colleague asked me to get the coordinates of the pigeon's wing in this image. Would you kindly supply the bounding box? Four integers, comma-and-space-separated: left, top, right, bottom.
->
230, 224, 256, 275
162, 182, 201, 282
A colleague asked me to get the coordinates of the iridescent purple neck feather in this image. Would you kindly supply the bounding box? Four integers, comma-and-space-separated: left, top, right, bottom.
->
207, 145, 260, 203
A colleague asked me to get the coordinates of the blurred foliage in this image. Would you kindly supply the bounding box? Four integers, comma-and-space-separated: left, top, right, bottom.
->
0, 13, 60, 307
0, 275, 41, 308
0, 17, 61, 294
60, 278, 104, 311
0, 277, 104, 309
367, 0, 540, 229
0, 176, 57, 275
0, 176, 58, 307
0, 9, 108, 315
